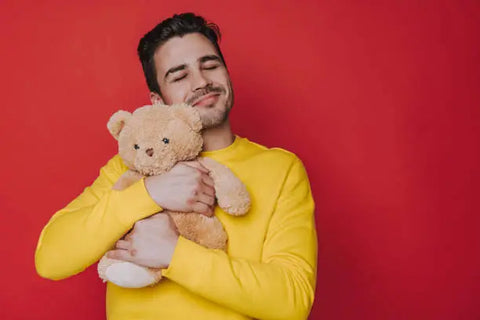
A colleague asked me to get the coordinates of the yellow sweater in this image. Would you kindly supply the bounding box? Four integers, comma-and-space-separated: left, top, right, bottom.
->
35, 136, 317, 320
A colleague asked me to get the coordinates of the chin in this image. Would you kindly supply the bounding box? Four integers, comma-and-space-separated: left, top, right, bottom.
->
199, 106, 229, 129
195, 93, 233, 129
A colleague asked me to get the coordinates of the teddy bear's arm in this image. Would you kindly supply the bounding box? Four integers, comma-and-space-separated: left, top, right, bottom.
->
112, 170, 144, 190
199, 157, 250, 216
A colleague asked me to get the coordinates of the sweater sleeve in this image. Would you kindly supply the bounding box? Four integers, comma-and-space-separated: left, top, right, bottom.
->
162, 157, 317, 320
35, 155, 162, 280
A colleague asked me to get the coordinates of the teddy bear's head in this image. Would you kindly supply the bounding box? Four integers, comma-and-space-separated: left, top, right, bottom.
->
107, 104, 203, 176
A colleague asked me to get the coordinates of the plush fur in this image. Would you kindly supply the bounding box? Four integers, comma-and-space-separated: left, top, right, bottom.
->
97, 104, 250, 288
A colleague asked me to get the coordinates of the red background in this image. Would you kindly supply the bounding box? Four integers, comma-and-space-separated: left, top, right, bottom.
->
1, 1, 479, 319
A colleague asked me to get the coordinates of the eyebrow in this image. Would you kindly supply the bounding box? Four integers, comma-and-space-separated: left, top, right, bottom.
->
164, 64, 187, 80
164, 55, 222, 80
199, 55, 221, 64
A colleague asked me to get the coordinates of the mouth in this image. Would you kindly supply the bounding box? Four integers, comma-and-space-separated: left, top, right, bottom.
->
192, 93, 220, 107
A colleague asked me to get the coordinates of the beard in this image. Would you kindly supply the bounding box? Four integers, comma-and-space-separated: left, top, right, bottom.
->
187, 83, 234, 129
199, 103, 230, 129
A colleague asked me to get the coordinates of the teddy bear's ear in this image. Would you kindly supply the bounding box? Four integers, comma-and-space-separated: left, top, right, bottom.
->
107, 110, 132, 140
171, 104, 202, 132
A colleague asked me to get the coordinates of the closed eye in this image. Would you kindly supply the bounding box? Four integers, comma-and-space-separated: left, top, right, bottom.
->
173, 74, 187, 82
203, 65, 219, 70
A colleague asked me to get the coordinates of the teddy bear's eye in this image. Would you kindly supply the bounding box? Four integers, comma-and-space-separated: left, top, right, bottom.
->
162, 138, 170, 144
134, 144, 140, 150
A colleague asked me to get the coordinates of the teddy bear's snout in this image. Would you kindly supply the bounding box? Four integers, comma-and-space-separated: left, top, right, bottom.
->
146, 148, 154, 157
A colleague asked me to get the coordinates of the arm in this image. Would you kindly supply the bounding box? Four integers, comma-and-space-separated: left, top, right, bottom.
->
35, 155, 162, 280
112, 169, 144, 190
163, 157, 317, 320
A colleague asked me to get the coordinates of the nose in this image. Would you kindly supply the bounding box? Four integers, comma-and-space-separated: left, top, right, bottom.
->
192, 70, 211, 92
146, 148, 154, 157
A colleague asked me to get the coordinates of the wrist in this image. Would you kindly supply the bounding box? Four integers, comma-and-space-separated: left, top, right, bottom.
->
163, 234, 179, 268
144, 176, 166, 208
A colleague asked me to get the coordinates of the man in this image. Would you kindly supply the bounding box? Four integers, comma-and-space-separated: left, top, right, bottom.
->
35, 13, 317, 320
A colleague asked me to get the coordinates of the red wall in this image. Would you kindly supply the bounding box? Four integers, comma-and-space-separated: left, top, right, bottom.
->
1, 1, 479, 319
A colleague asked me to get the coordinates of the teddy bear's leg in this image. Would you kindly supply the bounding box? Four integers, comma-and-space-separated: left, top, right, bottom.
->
169, 212, 228, 250
112, 170, 144, 190
98, 254, 162, 288
198, 157, 250, 216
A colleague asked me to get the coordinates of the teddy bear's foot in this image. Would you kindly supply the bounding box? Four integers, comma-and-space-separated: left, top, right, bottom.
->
98, 256, 162, 288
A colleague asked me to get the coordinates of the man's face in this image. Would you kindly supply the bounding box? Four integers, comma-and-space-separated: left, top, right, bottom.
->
151, 33, 233, 129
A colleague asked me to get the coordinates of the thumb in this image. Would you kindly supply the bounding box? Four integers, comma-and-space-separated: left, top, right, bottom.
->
107, 249, 136, 262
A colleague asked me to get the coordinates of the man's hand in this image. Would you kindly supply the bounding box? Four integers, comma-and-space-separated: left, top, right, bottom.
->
107, 213, 179, 268
144, 161, 216, 216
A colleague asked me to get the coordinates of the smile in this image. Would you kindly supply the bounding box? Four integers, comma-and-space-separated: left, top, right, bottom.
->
192, 93, 220, 107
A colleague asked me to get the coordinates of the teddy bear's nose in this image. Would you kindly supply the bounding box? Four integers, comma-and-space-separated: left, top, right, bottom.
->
146, 148, 154, 157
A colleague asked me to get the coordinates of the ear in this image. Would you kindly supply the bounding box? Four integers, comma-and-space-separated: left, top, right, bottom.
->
150, 92, 165, 106
171, 104, 202, 132
107, 110, 132, 140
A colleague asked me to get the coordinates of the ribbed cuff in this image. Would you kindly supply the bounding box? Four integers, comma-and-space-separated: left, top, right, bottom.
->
162, 236, 208, 286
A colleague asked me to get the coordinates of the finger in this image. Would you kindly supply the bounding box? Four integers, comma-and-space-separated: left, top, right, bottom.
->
201, 173, 215, 188
115, 240, 132, 250
192, 202, 214, 217
198, 156, 216, 168
121, 227, 133, 240
106, 249, 136, 262
197, 192, 215, 206
181, 160, 209, 173
201, 182, 215, 197
122, 233, 131, 241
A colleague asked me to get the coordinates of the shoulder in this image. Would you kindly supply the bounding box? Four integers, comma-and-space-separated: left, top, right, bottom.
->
240, 137, 302, 167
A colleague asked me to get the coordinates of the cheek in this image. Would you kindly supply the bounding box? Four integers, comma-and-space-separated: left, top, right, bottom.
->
212, 70, 230, 86
162, 84, 191, 104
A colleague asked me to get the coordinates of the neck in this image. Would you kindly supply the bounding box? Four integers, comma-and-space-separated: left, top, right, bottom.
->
201, 119, 234, 151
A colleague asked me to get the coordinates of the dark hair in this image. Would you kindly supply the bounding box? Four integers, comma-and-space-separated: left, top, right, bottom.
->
137, 12, 226, 95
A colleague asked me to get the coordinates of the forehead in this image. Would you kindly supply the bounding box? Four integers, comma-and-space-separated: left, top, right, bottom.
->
153, 33, 218, 73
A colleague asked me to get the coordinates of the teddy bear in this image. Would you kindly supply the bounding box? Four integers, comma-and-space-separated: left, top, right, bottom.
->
97, 103, 250, 288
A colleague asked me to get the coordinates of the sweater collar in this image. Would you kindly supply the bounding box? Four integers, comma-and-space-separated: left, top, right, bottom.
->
200, 135, 244, 161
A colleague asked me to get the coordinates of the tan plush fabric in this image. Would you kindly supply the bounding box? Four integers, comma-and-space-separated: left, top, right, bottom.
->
98, 104, 250, 288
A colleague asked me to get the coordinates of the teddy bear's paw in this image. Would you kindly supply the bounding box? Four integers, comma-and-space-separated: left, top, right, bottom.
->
217, 188, 251, 216
198, 157, 250, 216
102, 261, 161, 288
